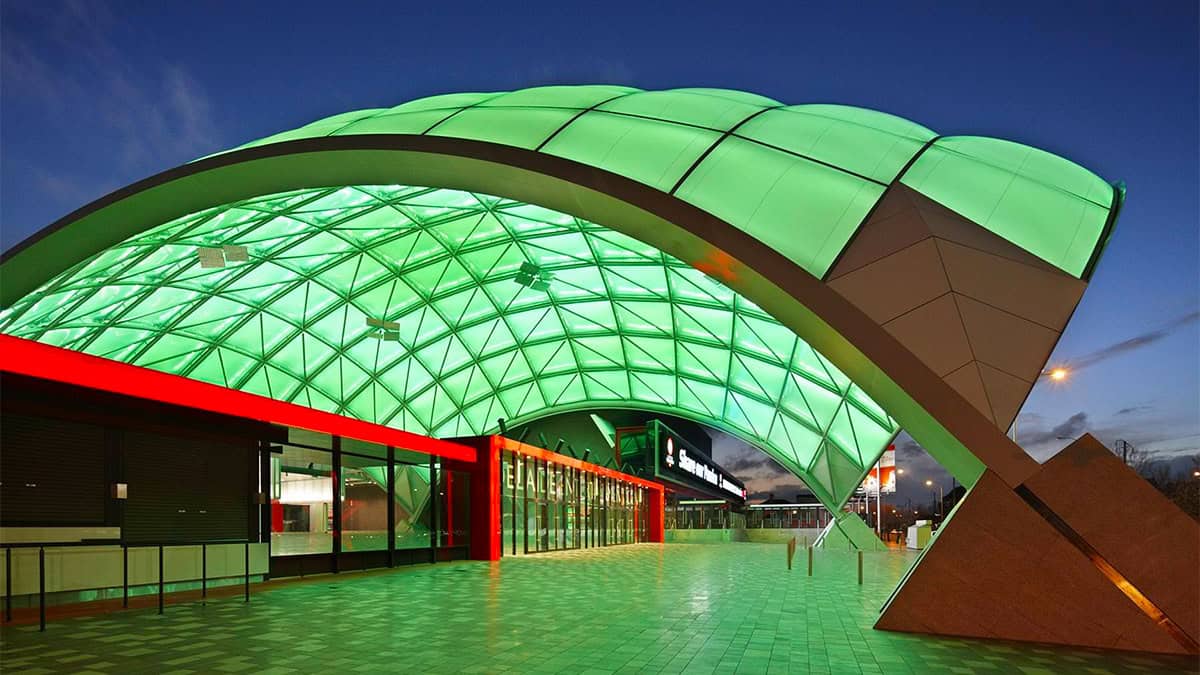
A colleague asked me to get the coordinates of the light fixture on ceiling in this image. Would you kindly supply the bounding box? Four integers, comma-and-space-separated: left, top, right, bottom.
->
366, 317, 400, 342
515, 261, 552, 291
196, 245, 249, 268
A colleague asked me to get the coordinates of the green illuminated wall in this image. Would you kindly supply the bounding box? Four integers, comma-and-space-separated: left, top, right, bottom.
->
0, 185, 896, 506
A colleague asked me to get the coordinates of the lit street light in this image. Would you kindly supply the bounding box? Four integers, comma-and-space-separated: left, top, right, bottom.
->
925, 479, 944, 522
1012, 367, 1071, 444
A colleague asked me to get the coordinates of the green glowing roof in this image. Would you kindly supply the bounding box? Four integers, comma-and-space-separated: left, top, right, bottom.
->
0, 85, 1121, 505
0, 185, 896, 505
223, 86, 1116, 278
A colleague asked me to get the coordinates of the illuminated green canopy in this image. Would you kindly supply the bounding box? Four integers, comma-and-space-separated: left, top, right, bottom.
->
0, 86, 1120, 507
0, 185, 895, 506
222, 86, 1115, 278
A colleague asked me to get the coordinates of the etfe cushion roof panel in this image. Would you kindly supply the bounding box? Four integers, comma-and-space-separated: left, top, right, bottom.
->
224, 85, 1115, 278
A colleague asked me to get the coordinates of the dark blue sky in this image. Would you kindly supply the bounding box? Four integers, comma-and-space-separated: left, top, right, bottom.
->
2, 1, 1196, 496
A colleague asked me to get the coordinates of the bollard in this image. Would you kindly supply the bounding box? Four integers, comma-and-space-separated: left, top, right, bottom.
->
857, 550, 863, 585
201, 544, 207, 604
38, 547, 45, 632
807, 546, 813, 577
786, 537, 796, 570
244, 542, 250, 603
158, 545, 164, 615
122, 546, 128, 608
5, 547, 11, 623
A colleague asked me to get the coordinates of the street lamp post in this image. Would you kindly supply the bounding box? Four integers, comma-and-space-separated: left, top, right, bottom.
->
925, 479, 944, 522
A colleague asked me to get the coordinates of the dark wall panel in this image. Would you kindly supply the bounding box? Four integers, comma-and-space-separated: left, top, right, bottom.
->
124, 431, 250, 543
0, 414, 106, 525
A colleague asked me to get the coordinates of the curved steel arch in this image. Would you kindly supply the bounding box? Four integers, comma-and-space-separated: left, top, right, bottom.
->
0, 86, 1120, 506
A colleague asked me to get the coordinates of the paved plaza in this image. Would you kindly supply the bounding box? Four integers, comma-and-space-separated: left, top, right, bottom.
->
2, 543, 1196, 674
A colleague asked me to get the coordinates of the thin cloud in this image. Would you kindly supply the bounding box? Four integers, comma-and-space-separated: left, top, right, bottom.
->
2, 1, 222, 194
1114, 405, 1153, 416
1021, 411, 1089, 447
723, 450, 790, 476
747, 483, 817, 502
1053, 311, 1199, 373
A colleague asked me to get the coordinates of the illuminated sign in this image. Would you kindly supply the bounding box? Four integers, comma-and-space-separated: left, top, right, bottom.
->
656, 423, 746, 501
860, 447, 896, 496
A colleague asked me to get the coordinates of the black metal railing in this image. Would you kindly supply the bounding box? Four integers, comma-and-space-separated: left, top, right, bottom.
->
1, 539, 255, 632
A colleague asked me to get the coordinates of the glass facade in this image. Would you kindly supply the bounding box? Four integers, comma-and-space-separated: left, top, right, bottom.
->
393, 462, 433, 550
340, 453, 388, 552
666, 501, 744, 530
272, 444, 334, 556
268, 437, 462, 560
745, 505, 832, 529
499, 449, 649, 556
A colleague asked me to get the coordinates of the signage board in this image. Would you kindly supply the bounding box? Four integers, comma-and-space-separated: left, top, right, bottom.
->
860, 447, 896, 496
653, 421, 746, 502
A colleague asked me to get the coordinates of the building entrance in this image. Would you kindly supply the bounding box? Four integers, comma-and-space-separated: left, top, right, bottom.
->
499, 444, 652, 556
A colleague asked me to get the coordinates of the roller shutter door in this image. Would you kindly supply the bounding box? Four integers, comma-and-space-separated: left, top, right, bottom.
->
0, 414, 106, 524
124, 431, 250, 543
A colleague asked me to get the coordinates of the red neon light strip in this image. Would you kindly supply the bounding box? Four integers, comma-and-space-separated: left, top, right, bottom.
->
0, 335, 475, 463
496, 436, 664, 492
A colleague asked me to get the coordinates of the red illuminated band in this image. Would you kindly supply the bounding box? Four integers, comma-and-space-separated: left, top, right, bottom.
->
0, 334, 475, 463
497, 436, 664, 493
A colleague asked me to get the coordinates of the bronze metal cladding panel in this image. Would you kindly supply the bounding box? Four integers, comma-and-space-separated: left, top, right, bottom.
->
955, 294, 1061, 384
976, 363, 1033, 433
882, 295, 975, 378
942, 362, 997, 426
1022, 436, 1200, 646
876, 470, 1188, 655
827, 238, 951, 325
935, 239, 1086, 329
826, 189, 933, 279
829, 184, 1086, 433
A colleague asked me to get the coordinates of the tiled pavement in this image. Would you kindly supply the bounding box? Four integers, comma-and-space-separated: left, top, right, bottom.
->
2, 543, 1196, 673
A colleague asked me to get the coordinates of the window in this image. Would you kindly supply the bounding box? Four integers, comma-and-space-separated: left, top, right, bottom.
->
340, 453, 388, 552
271, 445, 333, 555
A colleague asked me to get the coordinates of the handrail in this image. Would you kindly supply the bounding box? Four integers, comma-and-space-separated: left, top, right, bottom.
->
2, 539, 259, 631
0, 538, 251, 548
0, 540, 123, 549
